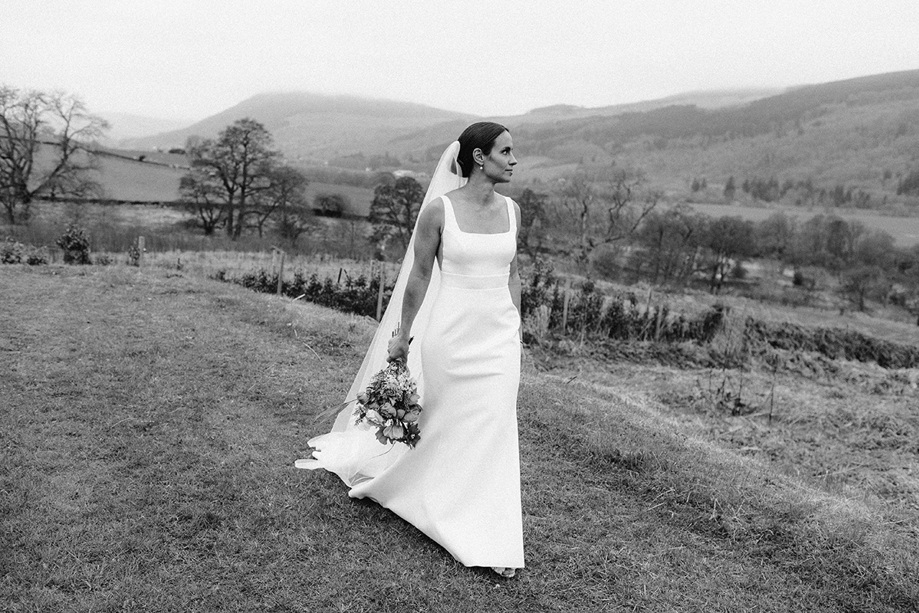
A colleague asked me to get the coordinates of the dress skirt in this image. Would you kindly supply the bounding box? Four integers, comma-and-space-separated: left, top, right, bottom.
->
348, 270, 523, 567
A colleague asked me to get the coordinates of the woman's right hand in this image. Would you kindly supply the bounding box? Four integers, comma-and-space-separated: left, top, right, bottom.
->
387, 329, 411, 363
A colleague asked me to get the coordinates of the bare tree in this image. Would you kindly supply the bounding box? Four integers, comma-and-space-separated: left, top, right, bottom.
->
253, 165, 311, 239
557, 171, 597, 267
0, 86, 107, 224
515, 187, 548, 258
183, 118, 279, 239
553, 166, 659, 271
602, 168, 660, 243
180, 173, 225, 235
704, 216, 756, 292
368, 176, 424, 255
635, 205, 705, 285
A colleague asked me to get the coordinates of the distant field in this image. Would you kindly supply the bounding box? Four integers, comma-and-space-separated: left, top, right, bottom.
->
96, 156, 185, 202
683, 201, 919, 246
303, 182, 373, 217
94, 155, 374, 216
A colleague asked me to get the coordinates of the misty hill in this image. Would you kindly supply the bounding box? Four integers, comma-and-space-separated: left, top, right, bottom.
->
502, 87, 784, 124
114, 70, 919, 211
120, 88, 779, 168
97, 112, 193, 145
122, 92, 474, 163
368, 89, 785, 166
507, 69, 919, 200
517, 70, 919, 149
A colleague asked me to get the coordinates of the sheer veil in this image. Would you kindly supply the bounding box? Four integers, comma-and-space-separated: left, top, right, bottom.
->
328, 141, 466, 432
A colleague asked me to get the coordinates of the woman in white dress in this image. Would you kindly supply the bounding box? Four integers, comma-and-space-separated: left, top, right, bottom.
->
298, 122, 523, 578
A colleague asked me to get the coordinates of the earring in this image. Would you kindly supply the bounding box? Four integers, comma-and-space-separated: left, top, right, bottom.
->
478, 164, 484, 170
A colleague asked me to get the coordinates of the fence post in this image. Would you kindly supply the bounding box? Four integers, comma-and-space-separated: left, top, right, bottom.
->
276, 250, 285, 296
561, 280, 572, 335
376, 266, 386, 321
137, 236, 145, 266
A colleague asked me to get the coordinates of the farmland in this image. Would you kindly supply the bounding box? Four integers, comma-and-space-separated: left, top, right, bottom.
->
90, 152, 375, 217
684, 201, 919, 247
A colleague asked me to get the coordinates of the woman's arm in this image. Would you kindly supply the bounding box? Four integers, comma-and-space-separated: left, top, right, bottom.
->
387, 199, 444, 362
508, 201, 522, 318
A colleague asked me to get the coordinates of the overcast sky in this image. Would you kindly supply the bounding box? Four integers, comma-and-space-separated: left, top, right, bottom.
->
3, 0, 918, 121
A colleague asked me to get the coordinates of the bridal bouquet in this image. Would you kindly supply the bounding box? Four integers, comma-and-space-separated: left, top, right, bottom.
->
353, 360, 422, 448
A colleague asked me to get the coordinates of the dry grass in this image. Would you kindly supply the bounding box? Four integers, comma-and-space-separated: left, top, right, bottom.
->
138, 250, 400, 285
2, 264, 918, 612
3, 200, 381, 263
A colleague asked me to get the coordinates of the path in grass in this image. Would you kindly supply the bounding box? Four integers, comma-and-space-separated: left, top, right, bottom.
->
1, 265, 916, 612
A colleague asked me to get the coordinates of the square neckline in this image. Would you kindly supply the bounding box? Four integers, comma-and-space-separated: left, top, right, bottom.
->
442, 195, 513, 236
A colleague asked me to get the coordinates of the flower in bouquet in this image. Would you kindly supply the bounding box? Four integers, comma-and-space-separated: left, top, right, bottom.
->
353, 360, 422, 447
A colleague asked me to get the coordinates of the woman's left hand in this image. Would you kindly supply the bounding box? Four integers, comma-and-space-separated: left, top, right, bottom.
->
387, 329, 411, 363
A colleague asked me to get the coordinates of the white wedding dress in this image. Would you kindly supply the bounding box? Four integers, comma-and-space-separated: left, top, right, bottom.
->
298, 194, 524, 570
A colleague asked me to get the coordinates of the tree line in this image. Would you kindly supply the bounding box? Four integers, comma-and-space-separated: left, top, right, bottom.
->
366, 162, 919, 315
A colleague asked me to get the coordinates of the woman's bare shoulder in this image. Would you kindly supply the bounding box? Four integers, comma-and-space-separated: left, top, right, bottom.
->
417, 198, 445, 228
506, 196, 522, 220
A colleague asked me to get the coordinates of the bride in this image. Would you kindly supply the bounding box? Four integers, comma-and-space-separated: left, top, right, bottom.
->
297, 122, 523, 578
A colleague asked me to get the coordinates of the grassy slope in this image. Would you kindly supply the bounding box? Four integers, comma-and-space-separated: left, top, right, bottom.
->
1, 266, 917, 612
90, 153, 375, 216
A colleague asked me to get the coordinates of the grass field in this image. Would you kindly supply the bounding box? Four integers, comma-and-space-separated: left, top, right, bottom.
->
683, 202, 919, 247
90, 154, 375, 217
2, 264, 918, 612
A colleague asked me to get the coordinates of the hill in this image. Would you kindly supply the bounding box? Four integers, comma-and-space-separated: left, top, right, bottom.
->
507, 69, 919, 203
492, 88, 785, 125
121, 92, 475, 163
100, 70, 919, 212
116, 88, 781, 170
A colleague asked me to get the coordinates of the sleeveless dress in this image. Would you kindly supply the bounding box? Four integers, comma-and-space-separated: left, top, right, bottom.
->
300, 195, 524, 569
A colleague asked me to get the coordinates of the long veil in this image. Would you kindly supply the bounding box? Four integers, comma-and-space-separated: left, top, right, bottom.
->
328, 141, 465, 432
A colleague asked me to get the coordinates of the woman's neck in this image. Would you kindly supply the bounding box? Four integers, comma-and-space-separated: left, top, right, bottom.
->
463, 173, 497, 207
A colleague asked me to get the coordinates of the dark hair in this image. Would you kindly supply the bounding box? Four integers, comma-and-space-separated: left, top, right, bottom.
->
456, 121, 509, 178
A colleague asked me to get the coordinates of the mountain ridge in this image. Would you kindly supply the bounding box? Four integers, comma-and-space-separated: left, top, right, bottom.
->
115, 69, 919, 209
119, 87, 783, 160
120, 92, 476, 162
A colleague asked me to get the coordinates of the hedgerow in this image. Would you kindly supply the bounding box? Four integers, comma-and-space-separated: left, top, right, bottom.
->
744, 318, 919, 369
216, 268, 389, 318
1, 237, 49, 265
220, 259, 727, 346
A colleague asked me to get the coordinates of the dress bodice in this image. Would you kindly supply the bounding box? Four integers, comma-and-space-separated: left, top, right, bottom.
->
440, 195, 516, 284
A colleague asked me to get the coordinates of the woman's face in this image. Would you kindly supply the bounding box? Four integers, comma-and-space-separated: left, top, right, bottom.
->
479, 131, 517, 183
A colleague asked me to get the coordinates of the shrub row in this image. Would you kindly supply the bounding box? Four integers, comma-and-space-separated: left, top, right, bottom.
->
222, 262, 727, 346
521, 260, 726, 343
744, 319, 919, 369
217, 268, 391, 318
1, 238, 50, 265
